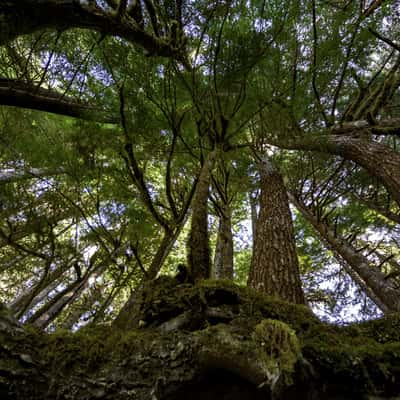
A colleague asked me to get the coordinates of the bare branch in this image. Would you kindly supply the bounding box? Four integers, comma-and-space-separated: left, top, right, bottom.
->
368, 28, 400, 53
362, 0, 387, 18
0, 79, 118, 123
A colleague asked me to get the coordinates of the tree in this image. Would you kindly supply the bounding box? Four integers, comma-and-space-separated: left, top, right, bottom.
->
1, 0, 400, 398
248, 158, 305, 304
211, 159, 235, 280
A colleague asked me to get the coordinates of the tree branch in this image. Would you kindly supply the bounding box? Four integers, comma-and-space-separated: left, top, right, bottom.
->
368, 28, 400, 53
0, 0, 190, 68
0, 79, 118, 123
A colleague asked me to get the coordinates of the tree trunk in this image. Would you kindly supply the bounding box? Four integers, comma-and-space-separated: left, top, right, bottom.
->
11, 276, 61, 318
114, 224, 184, 330
9, 262, 74, 317
61, 285, 102, 330
248, 159, 305, 305
92, 280, 125, 323
271, 134, 400, 207
339, 259, 390, 314
1, 280, 400, 400
248, 191, 259, 272
289, 193, 400, 312
212, 204, 234, 280
27, 263, 106, 329
188, 150, 218, 283
249, 191, 258, 245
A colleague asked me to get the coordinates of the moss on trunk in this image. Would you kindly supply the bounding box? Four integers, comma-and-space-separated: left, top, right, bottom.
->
1, 280, 400, 399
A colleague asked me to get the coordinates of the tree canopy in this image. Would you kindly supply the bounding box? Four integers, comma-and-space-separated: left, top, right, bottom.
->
3, 1, 400, 399
0, 0, 400, 329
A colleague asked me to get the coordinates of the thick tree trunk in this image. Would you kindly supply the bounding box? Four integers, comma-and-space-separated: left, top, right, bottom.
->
248, 159, 305, 305
188, 150, 218, 283
1, 280, 400, 400
249, 191, 258, 272
271, 134, 400, 207
289, 193, 400, 312
212, 204, 234, 280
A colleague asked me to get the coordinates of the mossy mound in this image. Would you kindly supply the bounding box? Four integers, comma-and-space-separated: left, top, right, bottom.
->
2, 278, 400, 399
114, 277, 400, 398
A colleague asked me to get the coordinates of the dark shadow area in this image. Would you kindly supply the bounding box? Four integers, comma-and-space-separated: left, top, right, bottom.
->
163, 369, 270, 400
163, 367, 370, 400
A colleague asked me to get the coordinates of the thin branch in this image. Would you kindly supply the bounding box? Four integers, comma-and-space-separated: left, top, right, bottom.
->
165, 129, 179, 218
368, 28, 400, 53
362, 0, 386, 18
330, 21, 361, 119
119, 87, 171, 231
311, 0, 330, 127
36, 31, 62, 93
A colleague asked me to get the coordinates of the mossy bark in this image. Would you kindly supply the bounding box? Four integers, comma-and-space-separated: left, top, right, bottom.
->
213, 204, 234, 280
188, 150, 218, 283
1, 280, 400, 399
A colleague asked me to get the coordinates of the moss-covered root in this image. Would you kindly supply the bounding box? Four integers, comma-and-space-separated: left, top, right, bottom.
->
197, 319, 301, 397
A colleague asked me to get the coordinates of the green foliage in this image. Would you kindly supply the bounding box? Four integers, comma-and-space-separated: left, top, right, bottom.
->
1, 0, 400, 329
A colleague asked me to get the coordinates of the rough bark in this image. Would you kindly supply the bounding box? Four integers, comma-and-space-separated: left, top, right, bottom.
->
249, 191, 259, 272
1, 280, 400, 400
212, 204, 234, 280
248, 159, 305, 305
289, 193, 400, 312
188, 150, 218, 283
270, 134, 400, 207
